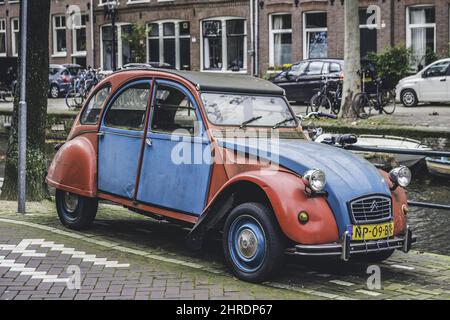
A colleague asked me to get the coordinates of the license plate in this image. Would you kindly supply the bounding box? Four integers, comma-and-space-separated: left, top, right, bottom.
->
350, 222, 394, 241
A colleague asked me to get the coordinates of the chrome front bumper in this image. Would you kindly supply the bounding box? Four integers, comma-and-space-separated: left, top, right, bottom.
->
287, 226, 416, 261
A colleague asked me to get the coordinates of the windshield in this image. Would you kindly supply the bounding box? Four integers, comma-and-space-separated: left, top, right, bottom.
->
201, 93, 297, 128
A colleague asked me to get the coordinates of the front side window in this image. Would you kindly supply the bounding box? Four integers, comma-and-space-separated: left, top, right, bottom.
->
423, 61, 450, 78
0, 20, 6, 55
53, 15, 67, 54
151, 85, 198, 135
81, 85, 111, 125
407, 6, 435, 70
303, 12, 327, 59
270, 14, 292, 67
201, 93, 296, 128
148, 21, 191, 70
104, 83, 150, 130
202, 18, 247, 71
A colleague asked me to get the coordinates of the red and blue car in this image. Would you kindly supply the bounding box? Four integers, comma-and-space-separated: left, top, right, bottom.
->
46, 69, 416, 282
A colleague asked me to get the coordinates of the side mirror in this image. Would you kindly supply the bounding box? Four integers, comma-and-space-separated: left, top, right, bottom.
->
421, 72, 427, 78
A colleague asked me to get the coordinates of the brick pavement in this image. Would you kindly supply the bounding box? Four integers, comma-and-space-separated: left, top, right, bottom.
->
0, 201, 449, 300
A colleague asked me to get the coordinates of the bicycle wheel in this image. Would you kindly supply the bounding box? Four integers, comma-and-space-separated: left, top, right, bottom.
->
381, 90, 396, 115
352, 93, 372, 119
309, 92, 331, 114
73, 92, 84, 108
65, 90, 77, 109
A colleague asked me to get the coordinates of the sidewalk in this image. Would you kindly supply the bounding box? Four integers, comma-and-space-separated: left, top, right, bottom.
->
0, 200, 449, 300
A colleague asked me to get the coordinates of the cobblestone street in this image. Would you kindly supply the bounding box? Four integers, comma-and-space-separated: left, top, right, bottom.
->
0, 201, 449, 300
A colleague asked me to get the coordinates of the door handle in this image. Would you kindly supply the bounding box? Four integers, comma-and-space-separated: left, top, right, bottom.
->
98, 132, 105, 137
440, 78, 447, 82
145, 138, 153, 147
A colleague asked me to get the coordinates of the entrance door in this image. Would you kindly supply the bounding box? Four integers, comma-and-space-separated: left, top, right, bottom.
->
136, 80, 212, 215
98, 80, 151, 198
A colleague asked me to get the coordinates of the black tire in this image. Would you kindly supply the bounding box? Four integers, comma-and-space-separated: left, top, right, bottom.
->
309, 92, 331, 114
56, 189, 98, 230
223, 202, 285, 283
401, 89, 418, 108
352, 93, 371, 119
381, 90, 396, 114
49, 84, 60, 99
353, 249, 395, 263
65, 89, 78, 109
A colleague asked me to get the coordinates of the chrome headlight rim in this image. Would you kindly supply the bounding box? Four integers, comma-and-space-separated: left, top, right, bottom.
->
389, 165, 411, 188
303, 169, 327, 192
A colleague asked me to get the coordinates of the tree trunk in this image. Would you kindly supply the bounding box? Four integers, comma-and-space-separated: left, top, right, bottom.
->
1, 0, 51, 201
339, 0, 361, 118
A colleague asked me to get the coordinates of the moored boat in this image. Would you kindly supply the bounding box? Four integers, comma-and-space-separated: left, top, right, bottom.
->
426, 157, 450, 178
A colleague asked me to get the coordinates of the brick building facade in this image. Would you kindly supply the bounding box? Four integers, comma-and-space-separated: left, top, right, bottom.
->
0, 0, 449, 76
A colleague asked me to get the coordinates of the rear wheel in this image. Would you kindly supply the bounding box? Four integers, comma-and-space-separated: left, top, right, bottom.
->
380, 90, 396, 114
308, 92, 331, 114
56, 189, 98, 230
223, 202, 285, 283
352, 93, 372, 119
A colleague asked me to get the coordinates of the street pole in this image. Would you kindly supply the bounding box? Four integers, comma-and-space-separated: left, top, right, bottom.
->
18, 0, 28, 214
111, 8, 116, 71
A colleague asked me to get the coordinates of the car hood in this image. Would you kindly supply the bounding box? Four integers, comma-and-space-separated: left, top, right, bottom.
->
399, 74, 418, 83
219, 138, 391, 235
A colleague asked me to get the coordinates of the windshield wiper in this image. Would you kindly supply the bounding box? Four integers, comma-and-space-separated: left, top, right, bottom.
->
272, 117, 295, 129
239, 116, 262, 129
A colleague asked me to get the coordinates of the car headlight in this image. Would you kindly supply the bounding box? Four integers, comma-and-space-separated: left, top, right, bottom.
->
303, 169, 326, 192
389, 166, 411, 188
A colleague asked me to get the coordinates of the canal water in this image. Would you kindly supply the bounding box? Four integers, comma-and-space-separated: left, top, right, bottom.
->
0, 134, 448, 255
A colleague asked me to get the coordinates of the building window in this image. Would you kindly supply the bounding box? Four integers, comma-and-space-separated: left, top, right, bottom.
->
148, 21, 190, 70
407, 6, 436, 70
53, 15, 67, 55
72, 14, 87, 55
269, 14, 292, 67
0, 20, 6, 56
359, 8, 377, 58
101, 24, 134, 70
202, 18, 247, 72
303, 12, 327, 59
11, 18, 19, 56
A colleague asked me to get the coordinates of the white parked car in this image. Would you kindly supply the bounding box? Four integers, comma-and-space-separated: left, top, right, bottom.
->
396, 58, 450, 107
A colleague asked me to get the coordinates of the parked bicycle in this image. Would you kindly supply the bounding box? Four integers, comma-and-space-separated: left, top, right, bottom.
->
0, 82, 13, 103
65, 67, 100, 109
352, 70, 396, 119
307, 76, 342, 115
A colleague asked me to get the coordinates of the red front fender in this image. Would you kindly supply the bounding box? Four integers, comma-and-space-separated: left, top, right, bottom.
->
205, 170, 340, 245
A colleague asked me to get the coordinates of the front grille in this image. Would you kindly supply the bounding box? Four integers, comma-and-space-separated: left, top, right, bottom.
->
349, 195, 392, 224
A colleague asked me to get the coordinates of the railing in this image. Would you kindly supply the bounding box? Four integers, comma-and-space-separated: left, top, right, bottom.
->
334, 144, 450, 211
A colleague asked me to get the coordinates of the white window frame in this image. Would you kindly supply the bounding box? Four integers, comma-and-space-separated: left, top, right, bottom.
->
200, 17, 247, 73
303, 11, 328, 60
100, 22, 130, 70
0, 19, 6, 57
52, 15, 67, 57
11, 18, 19, 57
406, 5, 436, 68
127, 0, 150, 4
72, 14, 87, 57
147, 20, 190, 70
269, 13, 292, 68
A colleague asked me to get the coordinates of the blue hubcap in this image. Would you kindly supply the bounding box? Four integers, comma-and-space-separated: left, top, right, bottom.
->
228, 215, 266, 273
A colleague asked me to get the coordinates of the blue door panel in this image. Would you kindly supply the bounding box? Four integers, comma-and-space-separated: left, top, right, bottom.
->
98, 127, 143, 198
136, 132, 212, 215
136, 79, 212, 216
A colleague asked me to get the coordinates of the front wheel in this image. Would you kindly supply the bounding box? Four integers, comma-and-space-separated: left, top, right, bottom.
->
380, 90, 396, 114
401, 89, 418, 108
352, 93, 372, 119
308, 92, 331, 115
56, 189, 98, 230
223, 202, 285, 283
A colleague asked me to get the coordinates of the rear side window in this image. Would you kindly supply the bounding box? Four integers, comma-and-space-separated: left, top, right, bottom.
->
329, 63, 341, 73
104, 82, 150, 130
305, 61, 324, 75
80, 85, 111, 125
